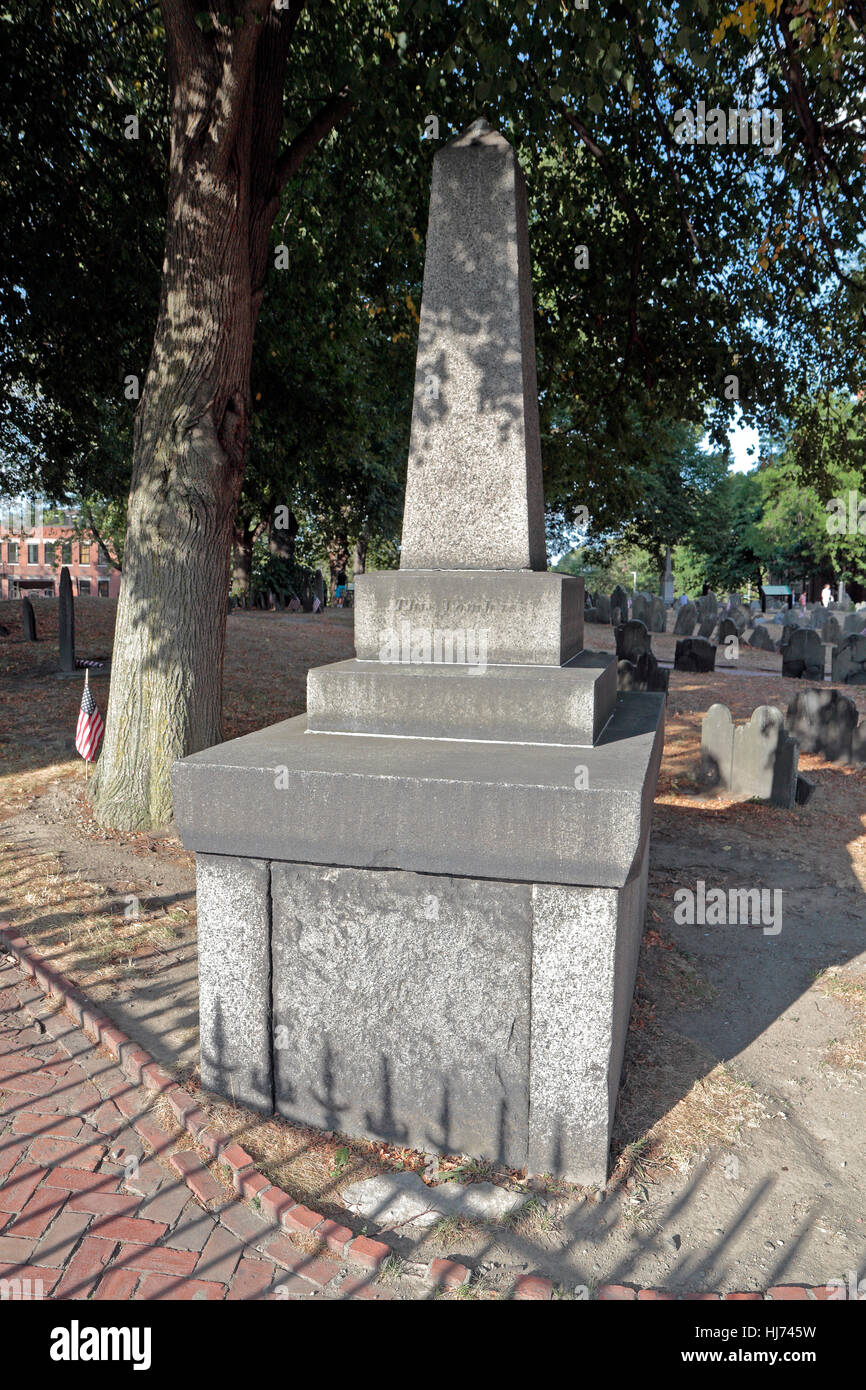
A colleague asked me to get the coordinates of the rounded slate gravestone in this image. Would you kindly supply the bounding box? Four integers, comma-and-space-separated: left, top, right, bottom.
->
22, 596, 37, 641
673, 601, 697, 636
821, 615, 842, 647
674, 636, 716, 672
731, 706, 799, 808
631, 592, 652, 627
595, 594, 611, 624
785, 688, 859, 762
617, 650, 669, 694
700, 702, 734, 787
747, 625, 776, 652
650, 596, 666, 633
782, 626, 824, 681
698, 615, 716, 639
726, 605, 747, 636
610, 585, 630, 627
831, 633, 866, 684
718, 617, 738, 646
615, 618, 652, 664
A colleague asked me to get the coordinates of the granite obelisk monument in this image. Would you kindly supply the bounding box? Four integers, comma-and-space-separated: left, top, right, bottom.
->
173, 120, 665, 1184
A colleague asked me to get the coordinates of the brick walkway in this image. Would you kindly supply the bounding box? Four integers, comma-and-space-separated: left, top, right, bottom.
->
0, 954, 410, 1301
1, 947, 844, 1305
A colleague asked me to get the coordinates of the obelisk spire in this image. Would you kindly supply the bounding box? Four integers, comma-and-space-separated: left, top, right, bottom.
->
399, 119, 547, 571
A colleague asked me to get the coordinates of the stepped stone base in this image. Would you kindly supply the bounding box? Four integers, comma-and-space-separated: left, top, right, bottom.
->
307, 650, 617, 745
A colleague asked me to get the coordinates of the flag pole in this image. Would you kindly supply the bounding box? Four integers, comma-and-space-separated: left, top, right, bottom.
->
84, 669, 89, 782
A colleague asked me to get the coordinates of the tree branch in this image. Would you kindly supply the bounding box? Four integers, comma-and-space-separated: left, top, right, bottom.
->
212, 0, 273, 177
273, 84, 354, 193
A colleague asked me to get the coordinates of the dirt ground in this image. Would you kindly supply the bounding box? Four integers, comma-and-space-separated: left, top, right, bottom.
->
1, 598, 865, 1295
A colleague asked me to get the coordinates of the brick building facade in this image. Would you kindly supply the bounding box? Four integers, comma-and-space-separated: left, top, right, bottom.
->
0, 522, 121, 600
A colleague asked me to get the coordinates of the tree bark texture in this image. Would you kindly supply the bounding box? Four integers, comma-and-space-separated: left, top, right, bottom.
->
93, 3, 301, 827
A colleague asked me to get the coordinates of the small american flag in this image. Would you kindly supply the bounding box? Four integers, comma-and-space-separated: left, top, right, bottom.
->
75, 670, 104, 762
312, 595, 322, 612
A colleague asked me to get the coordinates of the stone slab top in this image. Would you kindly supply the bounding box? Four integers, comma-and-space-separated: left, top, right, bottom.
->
172, 692, 665, 889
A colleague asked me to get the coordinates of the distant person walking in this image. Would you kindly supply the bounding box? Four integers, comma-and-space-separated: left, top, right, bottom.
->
821, 583, 832, 607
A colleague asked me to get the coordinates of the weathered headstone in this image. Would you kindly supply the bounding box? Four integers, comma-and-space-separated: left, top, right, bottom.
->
831, 634, 866, 684
173, 119, 664, 1187
701, 703, 734, 788
717, 617, 738, 647
650, 596, 666, 633
617, 650, 669, 693
58, 567, 75, 673
632, 592, 652, 628
747, 625, 776, 652
22, 597, 37, 642
610, 585, 630, 628
785, 688, 859, 763
782, 627, 824, 681
727, 605, 747, 636
843, 610, 866, 638
731, 706, 799, 808
615, 618, 651, 664
698, 615, 716, 639
674, 637, 716, 672
673, 601, 697, 636
702, 590, 718, 620
314, 569, 325, 609
821, 615, 842, 647
595, 593, 611, 624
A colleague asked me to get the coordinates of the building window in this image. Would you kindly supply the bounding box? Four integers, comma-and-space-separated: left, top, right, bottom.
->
27, 542, 39, 565
61, 539, 72, 564
79, 540, 91, 564
97, 543, 110, 567
78, 579, 91, 596
97, 579, 109, 597
44, 541, 55, 566
7, 541, 19, 563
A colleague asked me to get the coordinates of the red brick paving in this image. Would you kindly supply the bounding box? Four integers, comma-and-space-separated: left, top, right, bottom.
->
0, 955, 412, 1301
0, 950, 844, 1304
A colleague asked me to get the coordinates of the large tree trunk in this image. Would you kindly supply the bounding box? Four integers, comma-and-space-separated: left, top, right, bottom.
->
92, 4, 293, 828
